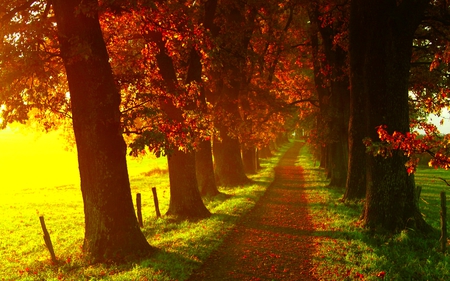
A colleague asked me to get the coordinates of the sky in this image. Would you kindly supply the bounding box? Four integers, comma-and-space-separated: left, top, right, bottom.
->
423, 109, 450, 134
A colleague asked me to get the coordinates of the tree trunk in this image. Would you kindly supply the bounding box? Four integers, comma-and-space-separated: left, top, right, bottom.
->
327, 71, 349, 188
214, 133, 250, 186
195, 139, 220, 196
256, 148, 262, 170
242, 146, 258, 174
167, 149, 211, 218
187, 50, 219, 196
188, 0, 220, 197
320, 145, 328, 170
351, 0, 430, 232
345, 0, 368, 200
276, 133, 288, 147
53, 0, 152, 262
259, 145, 273, 158
310, 5, 349, 188
212, 3, 253, 187
309, 21, 330, 172
154, 46, 211, 219
269, 140, 278, 153
328, 138, 348, 187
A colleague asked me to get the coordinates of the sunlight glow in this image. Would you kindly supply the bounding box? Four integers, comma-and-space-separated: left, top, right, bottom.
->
0, 124, 163, 206
0, 128, 80, 197
0, 104, 4, 124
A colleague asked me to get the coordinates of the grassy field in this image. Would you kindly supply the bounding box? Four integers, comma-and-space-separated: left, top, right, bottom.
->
301, 147, 450, 280
0, 127, 289, 280
4, 128, 450, 280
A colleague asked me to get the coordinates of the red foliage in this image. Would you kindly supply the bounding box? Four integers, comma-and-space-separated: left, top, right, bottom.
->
364, 123, 450, 174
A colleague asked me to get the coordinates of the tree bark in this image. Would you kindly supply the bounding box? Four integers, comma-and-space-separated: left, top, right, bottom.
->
345, 0, 368, 200
212, 3, 253, 186
309, 5, 349, 187
154, 46, 211, 219
327, 61, 349, 188
53, 0, 152, 262
259, 145, 273, 158
167, 149, 211, 218
190, 0, 220, 197
242, 145, 258, 174
350, 0, 430, 232
214, 133, 250, 186
309, 19, 330, 171
195, 139, 219, 196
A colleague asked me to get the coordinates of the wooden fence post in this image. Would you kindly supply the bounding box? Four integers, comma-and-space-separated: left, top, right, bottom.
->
39, 216, 57, 263
440, 191, 447, 253
136, 193, 143, 228
152, 187, 161, 218
415, 185, 422, 206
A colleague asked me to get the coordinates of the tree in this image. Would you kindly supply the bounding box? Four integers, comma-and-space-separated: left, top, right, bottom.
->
308, 0, 350, 188
344, 0, 367, 200
210, 1, 254, 186
151, 32, 211, 218
190, 0, 220, 196
349, 0, 430, 232
105, 2, 212, 218
0, 0, 154, 262
369, 3, 450, 174
52, 0, 154, 262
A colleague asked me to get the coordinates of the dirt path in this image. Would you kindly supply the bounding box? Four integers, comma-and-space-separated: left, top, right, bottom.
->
188, 141, 316, 281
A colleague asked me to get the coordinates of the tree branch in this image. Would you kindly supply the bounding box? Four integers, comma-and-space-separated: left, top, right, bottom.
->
288, 98, 320, 108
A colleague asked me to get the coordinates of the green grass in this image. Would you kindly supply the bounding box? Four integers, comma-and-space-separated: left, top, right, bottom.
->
299, 146, 450, 280
0, 128, 290, 280
415, 166, 450, 230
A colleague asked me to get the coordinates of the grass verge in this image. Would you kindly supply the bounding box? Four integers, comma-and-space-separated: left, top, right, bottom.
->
298, 145, 450, 280
0, 143, 291, 281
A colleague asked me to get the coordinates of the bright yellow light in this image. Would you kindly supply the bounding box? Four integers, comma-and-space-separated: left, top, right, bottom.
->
0, 126, 80, 199
0, 123, 164, 206
0, 104, 5, 125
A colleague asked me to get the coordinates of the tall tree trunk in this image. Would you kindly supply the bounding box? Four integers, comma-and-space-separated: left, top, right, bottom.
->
195, 139, 219, 196
153, 38, 211, 219
242, 145, 258, 174
327, 66, 349, 188
309, 19, 330, 171
310, 4, 350, 187
351, 0, 430, 232
214, 132, 250, 186
167, 149, 211, 218
345, 0, 368, 200
256, 148, 262, 170
53, 0, 152, 262
212, 2, 254, 186
269, 140, 278, 153
259, 145, 273, 158
190, 0, 220, 197
319, 144, 328, 170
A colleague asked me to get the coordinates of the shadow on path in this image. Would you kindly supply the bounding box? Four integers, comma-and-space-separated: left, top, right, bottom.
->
188, 141, 317, 280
